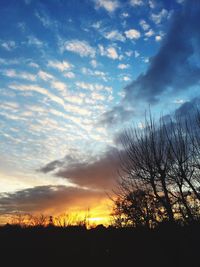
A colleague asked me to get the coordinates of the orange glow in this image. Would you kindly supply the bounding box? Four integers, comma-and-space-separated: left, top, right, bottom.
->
0, 197, 113, 227
53, 198, 112, 228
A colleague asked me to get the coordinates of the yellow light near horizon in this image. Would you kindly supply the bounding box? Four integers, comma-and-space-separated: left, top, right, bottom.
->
0, 197, 113, 227
88, 216, 110, 226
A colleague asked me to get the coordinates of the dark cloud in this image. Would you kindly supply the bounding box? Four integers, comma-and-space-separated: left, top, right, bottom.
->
40, 155, 77, 173
40, 147, 120, 190
174, 97, 200, 118
99, 106, 135, 126
101, 0, 200, 125
0, 185, 105, 215
40, 160, 63, 173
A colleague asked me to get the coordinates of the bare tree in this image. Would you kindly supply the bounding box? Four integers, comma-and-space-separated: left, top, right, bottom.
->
119, 115, 175, 223
28, 214, 48, 227
114, 112, 200, 227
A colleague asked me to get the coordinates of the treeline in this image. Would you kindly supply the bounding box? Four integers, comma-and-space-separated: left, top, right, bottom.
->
4, 212, 92, 228
112, 111, 200, 227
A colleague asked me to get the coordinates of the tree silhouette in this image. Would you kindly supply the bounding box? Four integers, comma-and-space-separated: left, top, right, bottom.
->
113, 112, 200, 226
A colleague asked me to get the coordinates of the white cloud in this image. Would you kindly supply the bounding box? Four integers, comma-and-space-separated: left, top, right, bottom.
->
48, 60, 73, 72
9, 84, 64, 107
151, 9, 168, 24
149, 0, 156, 8
63, 94, 84, 105
155, 35, 162, 42
107, 47, 119, 59
104, 30, 125, 42
27, 35, 43, 47
9, 83, 90, 117
99, 45, 119, 60
3, 69, 36, 81
35, 11, 52, 28
121, 12, 129, 18
81, 68, 108, 81
28, 62, 39, 68
81, 67, 93, 75
19, 72, 36, 81
122, 76, 131, 82
64, 72, 75, 79
145, 29, 154, 37
91, 92, 105, 101
130, 0, 144, 6
94, 70, 108, 81
125, 29, 141, 40
125, 51, 133, 57
51, 80, 67, 92
38, 70, 54, 81
76, 82, 94, 91
76, 82, 111, 93
61, 40, 96, 58
118, 64, 129, 69
134, 50, 140, 58
139, 19, 150, 31
3, 69, 16, 77
90, 59, 98, 68
173, 99, 186, 104
95, 0, 120, 13
91, 21, 102, 30
0, 58, 20, 65
0, 102, 19, 110
1, 41, 16, 51
64, 104, 91, 116
143, 57, 149, 63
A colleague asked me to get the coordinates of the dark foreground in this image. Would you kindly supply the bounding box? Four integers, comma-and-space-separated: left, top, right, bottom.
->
0, 223, 199, 267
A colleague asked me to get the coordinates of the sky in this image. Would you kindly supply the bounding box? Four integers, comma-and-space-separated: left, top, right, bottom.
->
0, 0, 199, 224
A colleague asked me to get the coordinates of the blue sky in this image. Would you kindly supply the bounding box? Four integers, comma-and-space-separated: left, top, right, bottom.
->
0, 0, 199, 220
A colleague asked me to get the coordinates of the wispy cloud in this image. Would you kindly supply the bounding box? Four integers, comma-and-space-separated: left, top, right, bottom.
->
48, 60, 73, 71
27, 35, 43, 47
28, 62, 39, 68
3, 69, 36, 81
35, 11, 52, 28
63, 72, 75, 79
81, 68, 109, 82
76, 81, 112, 93
38, 70, 54, 81
9, 84, 65, 107
1, 40, 16, 51
104, 30, 125, 42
